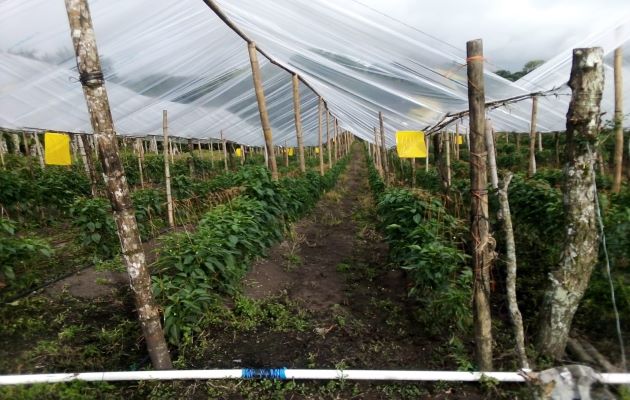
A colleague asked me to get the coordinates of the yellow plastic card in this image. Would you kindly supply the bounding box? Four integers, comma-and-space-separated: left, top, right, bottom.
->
315, 147, 320, 154
457, 135, 463, 145
288, 148, 294, 156
44, 132, 72, 165
395, 131, 426, 158
235, 147, 243, 157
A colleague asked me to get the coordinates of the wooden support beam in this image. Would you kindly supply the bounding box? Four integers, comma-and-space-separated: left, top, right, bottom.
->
466, 38, 493, 371
33, 132, 45, 169
318, 98, 324, 176
221, 130, 228, 172
612, 46, 624, 193
79, 134, 98, 197
64, 0, 171, 370
136, 138, 145, 188
528, 96, 538, 177
162, 110, 175, 228
292, 74, 306, 173
248, 43, 278, 181
485, 119, 498, 190
379, 112, 389, 184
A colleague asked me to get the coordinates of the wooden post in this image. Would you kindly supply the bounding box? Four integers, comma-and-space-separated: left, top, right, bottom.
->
333, 118, 339, 163
187, 138, 195, 178
64, 0, 171, 370
444, 131, 452, 189
516, 131, 520, 152
410, 158, 416, 188
537, 47, 604, 360
318, 98, 325, 176
0, 136, 5, 168
284, 141, 289, 167
33, 133, 45, 169
554, 132, 561, 167
151, 136, 158, 154
162, 111, 175, 228
373, 127, 382, 175
326, 111, 331, 168
10, 134, 20, 155
209, 140, 215, 169
292, 74, 306, 173
528, 96, 538, 177
497, 173, 529, 369
136, 138, 145, 188
466, 39, 493, 371
612, 47, 624, 193
425, 133, 430, 172
221, 131, 228, 172
248, 43, 278, 181
21, 131, 31, 157
538, 132, 543, 152
485, 119, 499, 190
455, 123, 461, 160
79, 134, 98, 197
379, 112, 389, 185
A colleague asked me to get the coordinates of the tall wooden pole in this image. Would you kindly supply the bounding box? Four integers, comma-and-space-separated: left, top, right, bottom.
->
485, 119, 499, 190
537, 47, 604, 360
374, 127, 382, 175
22, 131, 31, 157
221, 130, 228, 172
425, 133, 430, 172
33, 133, 45, 169
64, 0, 171, 369
411, 158, 416, 188
162, 111, 174, 228
333, 119, 339, 163
444, 131, 452, 189
326, 111, 331, 168
528, 96, 538, 177
136, 138, 145, 188
466, 39, 493, 371
79, 134, 98, 197
379, 112, 389, 185
455, 123, 461, 160
318, 98, 325, 175
292, 74, 306, 173
248, 43, 278, 181
612, 47, 624, 193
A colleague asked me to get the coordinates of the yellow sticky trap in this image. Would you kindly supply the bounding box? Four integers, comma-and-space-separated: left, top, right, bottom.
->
235, 147, 243, 157
288, 148, 294, 156
44, 132, 72, 165
315, 147, 320, 154
395, 131, 426, 158
457, 135, 463, 145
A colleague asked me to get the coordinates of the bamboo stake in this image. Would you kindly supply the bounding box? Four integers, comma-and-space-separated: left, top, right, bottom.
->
81, 134, 100, 194
187, 138, 195, 178
210, 140, 215, 169
292, 74, 306, 173
612, 47, 624, 193
22, 131, 31, 157
333, 119, 339, 163
33, 132, 45, 169
136, 138, 145, 188
528, 96, 538, 177
326, 111, 331, 168
64, 0, 171, 370
374, 127, 382, 175
379, 112, 389, 185
0, 136, 5, 168
221, 131, 228, 172
485, 119, 499, 190
411, 158, 416, 188
318, 98, 324, 175
284, 141, 289, 167
466, 38, 493, 371
248, 43, 278, 181
425, 133, 430, 172
162, 111, 174, 228
455, 123, 460, 160
444, 131, 452, 189
77, 135, 94, 196
497, 173, 529, 369
538, 132, 543, 152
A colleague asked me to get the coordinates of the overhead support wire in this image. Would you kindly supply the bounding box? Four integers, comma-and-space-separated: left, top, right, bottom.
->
424, 87, 566, 135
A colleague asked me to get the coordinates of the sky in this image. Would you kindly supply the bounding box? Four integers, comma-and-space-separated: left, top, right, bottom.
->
352, 0, 630, 71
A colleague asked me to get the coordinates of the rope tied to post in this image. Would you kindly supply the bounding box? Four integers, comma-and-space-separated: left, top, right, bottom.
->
79, 71, 104, 88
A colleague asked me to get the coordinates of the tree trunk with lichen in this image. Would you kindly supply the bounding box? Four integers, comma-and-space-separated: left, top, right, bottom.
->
79, 134, 98, 197
536, 47, 603, 360
64, 0, 172, 369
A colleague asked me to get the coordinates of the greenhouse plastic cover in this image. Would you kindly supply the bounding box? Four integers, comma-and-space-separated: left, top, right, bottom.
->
0, 0, 629, 147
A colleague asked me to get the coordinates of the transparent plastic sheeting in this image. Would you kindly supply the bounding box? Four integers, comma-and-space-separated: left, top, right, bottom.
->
0, 0, 629, 147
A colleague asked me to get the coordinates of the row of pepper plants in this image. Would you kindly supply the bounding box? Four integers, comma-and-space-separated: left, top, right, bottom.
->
366, 151, 473, 339
152, 157, 348, 344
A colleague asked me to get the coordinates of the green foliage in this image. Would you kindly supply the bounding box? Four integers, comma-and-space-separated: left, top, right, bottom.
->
0, 218, 52, 282
131, 188, 165, 240
154, 159, 348, 345
367, 152, 471, 336
69, 197, 119, 259
0, 166, 90, 222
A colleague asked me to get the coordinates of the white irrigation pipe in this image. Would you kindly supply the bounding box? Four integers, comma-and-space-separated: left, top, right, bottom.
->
1, 369, 630, 385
